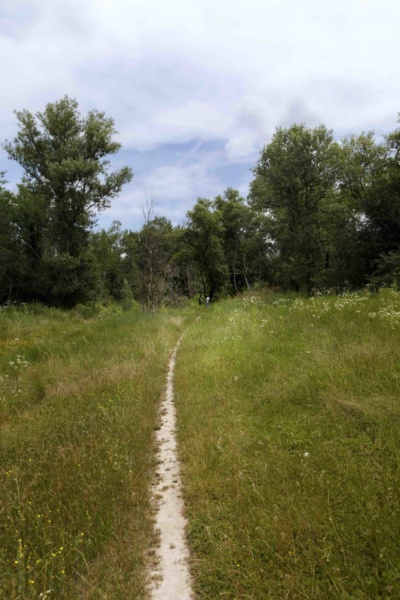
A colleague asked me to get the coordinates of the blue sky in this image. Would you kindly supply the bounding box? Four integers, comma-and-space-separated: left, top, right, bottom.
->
1, 0, 400, 231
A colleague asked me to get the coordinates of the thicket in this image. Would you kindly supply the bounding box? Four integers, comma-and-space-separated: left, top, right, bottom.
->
1, 97, 400, 308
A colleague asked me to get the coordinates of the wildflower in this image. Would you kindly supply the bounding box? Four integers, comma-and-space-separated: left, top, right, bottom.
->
303, 452, 310, 458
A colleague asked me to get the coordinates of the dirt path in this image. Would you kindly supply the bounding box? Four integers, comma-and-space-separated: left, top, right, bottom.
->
148, 334, 193, 600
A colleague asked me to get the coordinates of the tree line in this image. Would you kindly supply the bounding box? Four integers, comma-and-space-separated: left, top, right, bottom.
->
1, 97, 400, 308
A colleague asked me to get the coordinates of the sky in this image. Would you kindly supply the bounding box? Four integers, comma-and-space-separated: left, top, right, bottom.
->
1, 0, 399, 231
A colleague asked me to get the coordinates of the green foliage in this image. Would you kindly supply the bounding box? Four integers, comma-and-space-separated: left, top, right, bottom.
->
0, 176, 21, 304
89, 221, 125, 300
337, 131, 392, 281
137, 213, 178, 310
2, 97, 132, 306
250, 124, 340, 293
2, 100, 400, 306
371, 251, 400, 287
4, 97, 132, 245
213, 188, 273, 292
249, 120, 400, 293
365, 121, 400, 259
184, 198, 228, 298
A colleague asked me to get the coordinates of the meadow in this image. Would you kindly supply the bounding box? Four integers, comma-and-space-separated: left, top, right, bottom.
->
0, 302, 194, 599
175, 289, 400, 599
1, 290, 400, 599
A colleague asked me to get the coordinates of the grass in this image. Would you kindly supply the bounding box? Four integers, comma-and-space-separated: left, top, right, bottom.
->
2, 291, 400, 598
0, 301, 195, 599
175, 290, 400, 599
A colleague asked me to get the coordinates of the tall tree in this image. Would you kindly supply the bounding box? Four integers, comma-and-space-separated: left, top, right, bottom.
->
335, 132, 385, 286
90, 221, 125, 300
169, 225, 199, 299
250, 124, 339, 293
0, 174, 22, 303
213, 188, 272, 292
184, 198, 228, 299
213, 188, 250, 292
3, 96, 132, 306
120, 230, 140, 299
367, 121, 400, 283
337, 130, 400, 285
137, 201, 177, 310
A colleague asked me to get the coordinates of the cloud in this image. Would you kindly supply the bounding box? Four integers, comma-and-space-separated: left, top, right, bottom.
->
98, 150, 225, 230
1, 0, 400, 228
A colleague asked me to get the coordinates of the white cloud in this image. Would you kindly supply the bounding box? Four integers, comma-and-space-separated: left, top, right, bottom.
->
119, 101, 234, 151
99, 155, 224, 230
1, 0, 400, 226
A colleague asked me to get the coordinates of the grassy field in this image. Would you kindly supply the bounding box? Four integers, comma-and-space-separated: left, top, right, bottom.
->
2, 292, 400, 599
0, 302, 195, 599
175, 290, 400, 599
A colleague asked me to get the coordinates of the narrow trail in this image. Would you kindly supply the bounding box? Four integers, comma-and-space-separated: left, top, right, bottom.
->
147, 333, 193, 600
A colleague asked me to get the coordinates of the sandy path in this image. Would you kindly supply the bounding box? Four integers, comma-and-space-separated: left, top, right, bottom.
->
148, 335, 193, 600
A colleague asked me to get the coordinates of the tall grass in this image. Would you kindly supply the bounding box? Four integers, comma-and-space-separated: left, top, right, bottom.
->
175, 290, 400, 599
0, 302, 194, 599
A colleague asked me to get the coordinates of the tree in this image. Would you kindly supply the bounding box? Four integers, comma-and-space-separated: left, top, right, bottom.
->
333, 132, 384, 287
369, 119, 400, 285
168, 225, 198, 299
367, 122, 400, 271
0, 174, 22, 303
213, 188, 250, 292
89, 221, 125, 300
184, 198, 228, 299
213, 188, 273, 292
250, 124, 339, 293
120, 230, 140, 298
337, 129, 400, 286
3, 96, 132, 306
9, 185, 52, 302
137, 201, 177, 310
